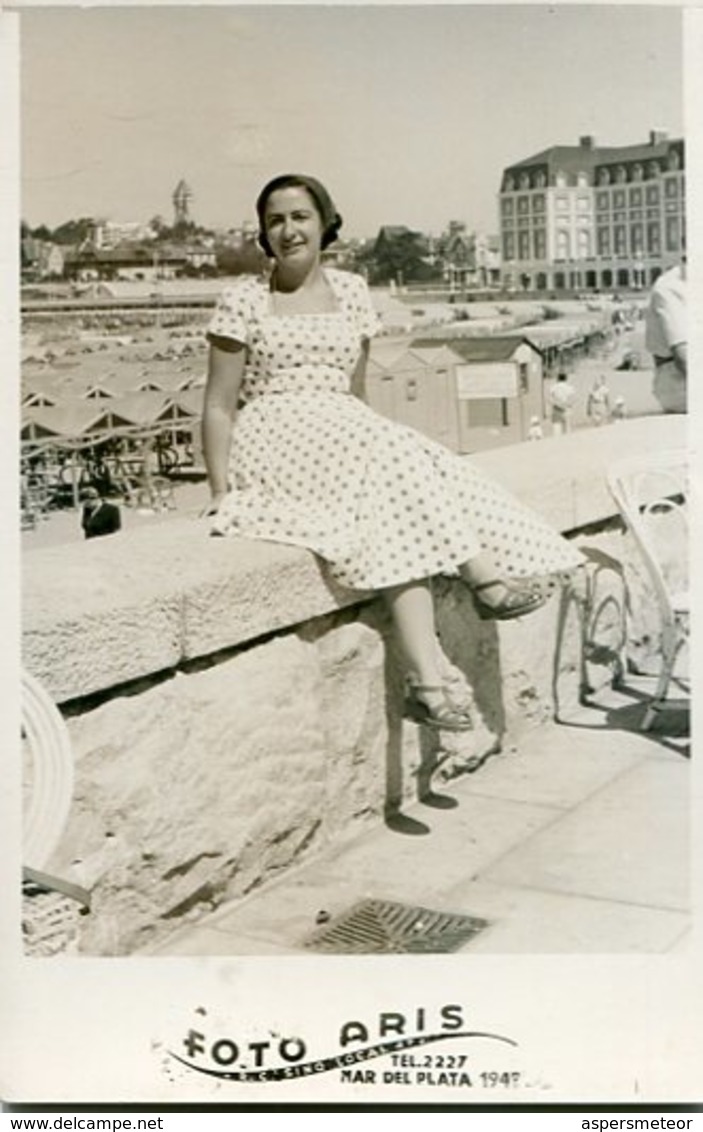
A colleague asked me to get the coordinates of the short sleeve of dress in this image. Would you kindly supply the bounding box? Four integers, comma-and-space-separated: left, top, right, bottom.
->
346, 273, 382, 340
206, 281, 252, 345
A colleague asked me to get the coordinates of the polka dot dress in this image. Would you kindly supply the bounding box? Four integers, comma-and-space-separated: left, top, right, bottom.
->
207, 268, 582, 590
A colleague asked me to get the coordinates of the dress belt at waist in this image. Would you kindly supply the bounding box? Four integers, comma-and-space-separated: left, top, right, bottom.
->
654, 355, 674, 365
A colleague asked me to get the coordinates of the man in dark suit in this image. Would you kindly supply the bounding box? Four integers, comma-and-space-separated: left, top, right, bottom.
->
81, 487, 122, 540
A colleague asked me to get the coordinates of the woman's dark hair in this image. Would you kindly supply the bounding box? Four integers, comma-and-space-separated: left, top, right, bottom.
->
256, 174, 343, 256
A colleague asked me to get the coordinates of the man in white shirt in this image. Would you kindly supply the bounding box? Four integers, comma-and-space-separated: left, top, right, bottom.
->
644, 260, 687, 414
548, 372, 576, 435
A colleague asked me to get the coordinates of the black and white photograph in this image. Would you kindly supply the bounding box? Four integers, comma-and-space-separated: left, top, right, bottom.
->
1, 0, 701, 1108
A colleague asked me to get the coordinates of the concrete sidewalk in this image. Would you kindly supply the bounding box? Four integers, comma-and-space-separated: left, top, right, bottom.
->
144, 676, 690, 958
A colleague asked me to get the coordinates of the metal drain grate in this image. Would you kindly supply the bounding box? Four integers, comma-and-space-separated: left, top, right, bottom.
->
22, 883, 83, 958
303, 899, 489, 954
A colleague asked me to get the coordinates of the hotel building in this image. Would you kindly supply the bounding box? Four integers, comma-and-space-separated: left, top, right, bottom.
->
499, 131, 685, 293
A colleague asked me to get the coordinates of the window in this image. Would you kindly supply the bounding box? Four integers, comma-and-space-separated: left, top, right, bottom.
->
647, 222, 661, 254
406, 378, 418, 402
556, 230, 570, 259
556, 194, 570, 211
629, 187, 643, 207
503, 232, 515, 260
597, 227, 611, 255
555, 171, 567, 187
577, 195, 590, 212
598, 168, 610, 186
518, 363, 529, 393
666, 216, 680, 251
501, 198, 515, 216
647, 160, 661, 178
614, 190, 626, 209
632, 163, 643, 181
667, 149, 680, 171
596, 191, 610, 211
614, 225, 627, 254
533, 229, 546, 259
467, 399, 506, 429
518, 231, 530, 259
665, 178, 678, 198
615, 165, 627, 184
517, 196, 529, 214
535, 171, 547, 188
577, 172, 589, 187
532, 193, 545, 213
577, 230, 591, 257
519, 172, 531, 190
646, 185, 660, 205
631, 223, 643, 254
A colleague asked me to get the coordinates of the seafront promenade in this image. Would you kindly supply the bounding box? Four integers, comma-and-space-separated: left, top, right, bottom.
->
21, 415, 690, 958
143, 688, 690, 957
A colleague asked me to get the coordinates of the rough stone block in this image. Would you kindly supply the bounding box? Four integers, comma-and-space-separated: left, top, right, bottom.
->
52, 634, 332, 954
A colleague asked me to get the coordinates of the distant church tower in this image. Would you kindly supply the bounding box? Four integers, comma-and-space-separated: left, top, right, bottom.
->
172, 180, 193, 226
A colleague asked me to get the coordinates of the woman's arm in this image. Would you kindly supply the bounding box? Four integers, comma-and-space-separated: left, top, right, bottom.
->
202, 337, 246, 508
350, 338, 370, 402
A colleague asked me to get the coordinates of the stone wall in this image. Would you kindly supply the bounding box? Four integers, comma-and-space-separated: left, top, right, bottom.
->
21, 416, 686, 955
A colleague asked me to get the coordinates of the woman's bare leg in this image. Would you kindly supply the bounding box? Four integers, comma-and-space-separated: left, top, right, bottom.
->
383, 580, 471, 728
383, 579, 442, 689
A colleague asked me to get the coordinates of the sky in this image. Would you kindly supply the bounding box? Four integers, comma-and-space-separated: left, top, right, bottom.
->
19, 4, 683, 239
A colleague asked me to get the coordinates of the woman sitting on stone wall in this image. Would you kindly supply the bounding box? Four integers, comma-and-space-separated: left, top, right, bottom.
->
201, 173, 583, 732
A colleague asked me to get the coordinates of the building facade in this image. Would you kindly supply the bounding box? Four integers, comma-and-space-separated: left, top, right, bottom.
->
436, 222, 501, 290
499, 131, 685, 293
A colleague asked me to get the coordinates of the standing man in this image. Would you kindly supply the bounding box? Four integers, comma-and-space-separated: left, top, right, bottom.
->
644, 258, 687, 414
548, 371, 576, 436
81, 487, 122, 540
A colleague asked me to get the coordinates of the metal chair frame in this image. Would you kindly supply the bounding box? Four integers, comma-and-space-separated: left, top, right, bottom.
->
606, 451, 689, 730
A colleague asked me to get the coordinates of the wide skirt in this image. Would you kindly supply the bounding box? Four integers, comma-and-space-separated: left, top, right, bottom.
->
211, 392, 583, 590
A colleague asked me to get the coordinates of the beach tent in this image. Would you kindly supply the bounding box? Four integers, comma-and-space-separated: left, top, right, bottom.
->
22, 387, 61, 410
99, 392, 173, 428
135, 370, 197, 395
21, 401, 108, 441
172, 389, 203, 417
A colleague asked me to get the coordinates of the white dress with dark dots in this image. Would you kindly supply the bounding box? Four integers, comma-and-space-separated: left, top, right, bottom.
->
207, 268, 582, 590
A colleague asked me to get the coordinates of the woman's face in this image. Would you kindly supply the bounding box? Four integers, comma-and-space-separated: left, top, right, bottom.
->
263, 186, 324, 268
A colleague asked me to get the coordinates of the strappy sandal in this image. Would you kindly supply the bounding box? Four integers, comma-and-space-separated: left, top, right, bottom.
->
404, 684, 473, 732
471, 578, 547, 621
